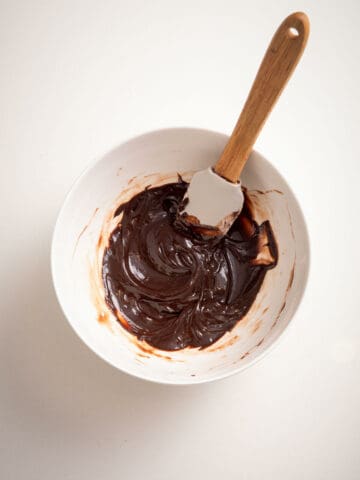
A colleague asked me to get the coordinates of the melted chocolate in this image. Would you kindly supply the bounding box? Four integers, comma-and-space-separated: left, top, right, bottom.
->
102, 180, 277, 351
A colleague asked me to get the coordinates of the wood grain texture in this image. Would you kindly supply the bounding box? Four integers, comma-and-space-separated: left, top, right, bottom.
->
214, 12, 310, 183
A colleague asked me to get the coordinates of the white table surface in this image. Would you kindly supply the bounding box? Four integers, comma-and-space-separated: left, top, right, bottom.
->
1, 1, 359, 478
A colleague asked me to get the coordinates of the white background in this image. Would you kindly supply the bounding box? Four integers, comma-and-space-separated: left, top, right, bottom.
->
1, 0, 359, 478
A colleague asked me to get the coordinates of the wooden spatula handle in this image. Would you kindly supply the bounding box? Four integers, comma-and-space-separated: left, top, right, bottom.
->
214, 12, 310, 183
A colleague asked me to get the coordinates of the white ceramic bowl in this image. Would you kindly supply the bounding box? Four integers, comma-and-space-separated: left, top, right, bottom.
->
51, 128, 310, 385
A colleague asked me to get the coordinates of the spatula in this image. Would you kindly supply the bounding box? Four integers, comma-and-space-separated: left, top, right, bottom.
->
182, 12, 310, 235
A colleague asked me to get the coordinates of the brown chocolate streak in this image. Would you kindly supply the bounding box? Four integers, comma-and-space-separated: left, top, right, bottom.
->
73, 207, 99, 258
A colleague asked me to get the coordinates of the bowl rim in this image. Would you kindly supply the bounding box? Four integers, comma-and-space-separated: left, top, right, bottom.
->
51, 126, 311, 385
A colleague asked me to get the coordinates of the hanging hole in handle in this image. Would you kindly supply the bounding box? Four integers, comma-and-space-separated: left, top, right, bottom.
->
287, 27, 299, 38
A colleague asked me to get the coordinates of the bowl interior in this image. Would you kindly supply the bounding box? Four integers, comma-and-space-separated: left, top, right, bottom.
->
52, 128, 309, 384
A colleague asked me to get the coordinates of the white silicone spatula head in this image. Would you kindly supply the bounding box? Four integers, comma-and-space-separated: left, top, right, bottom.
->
182, 12, 309, 235
183, 167, 245, 233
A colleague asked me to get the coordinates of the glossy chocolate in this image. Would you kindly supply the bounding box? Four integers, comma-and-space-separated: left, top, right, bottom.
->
102, 180, 277, 351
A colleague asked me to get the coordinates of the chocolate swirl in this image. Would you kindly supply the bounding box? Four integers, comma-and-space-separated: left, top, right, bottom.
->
102, 179, 277, 351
